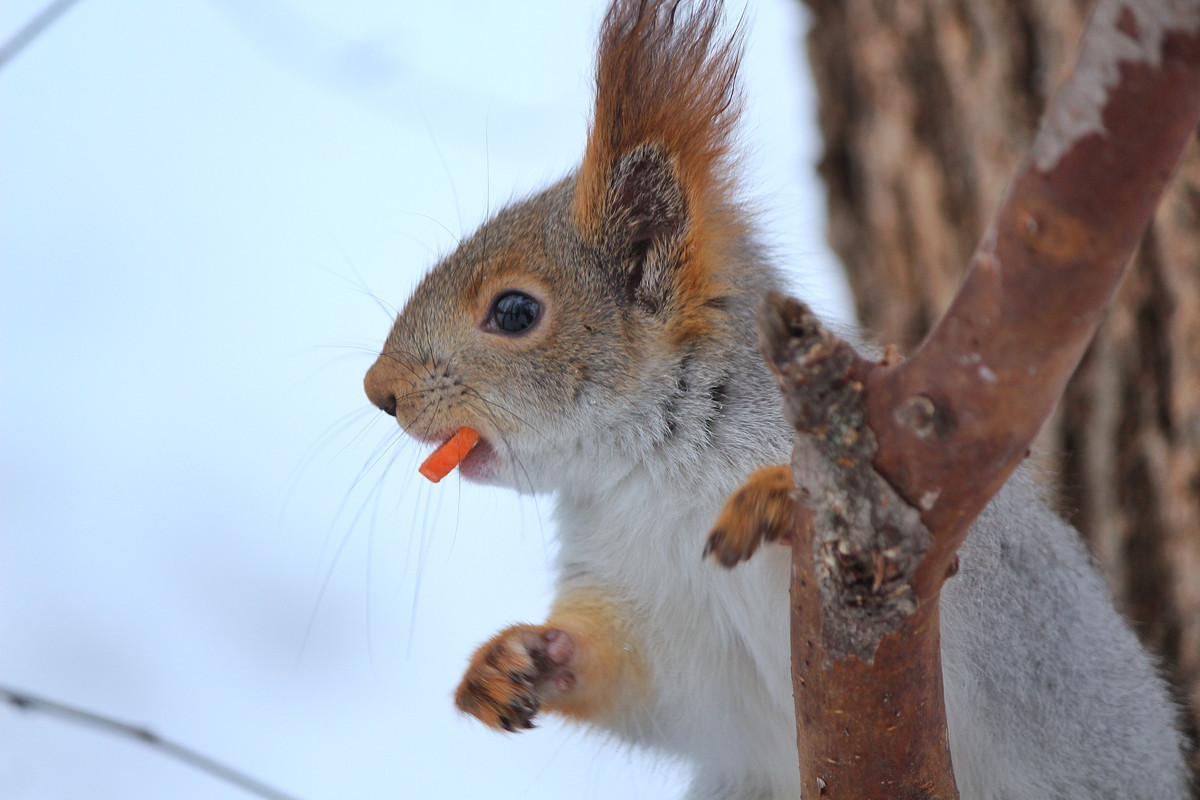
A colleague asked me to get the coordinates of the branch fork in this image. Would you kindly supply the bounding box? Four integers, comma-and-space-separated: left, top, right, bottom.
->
725, 1, 1200, 796
760, 293, 930, 664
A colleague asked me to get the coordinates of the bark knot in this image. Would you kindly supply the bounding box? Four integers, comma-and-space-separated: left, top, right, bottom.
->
759, 292, 932, 664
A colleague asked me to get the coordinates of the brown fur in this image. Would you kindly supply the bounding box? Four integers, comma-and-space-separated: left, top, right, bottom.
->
455, 588, 647, 730
364, 1, 751, 444
575, 0, 743, 231
365, 0, 758, 733
574, 0, 748, 345
704, 464, 795, 566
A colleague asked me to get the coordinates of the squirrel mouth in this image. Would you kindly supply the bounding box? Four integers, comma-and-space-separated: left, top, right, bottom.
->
456, 436, 494, 480
408, 426, 497, 482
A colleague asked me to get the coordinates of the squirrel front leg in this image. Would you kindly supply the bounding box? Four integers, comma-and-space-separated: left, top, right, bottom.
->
455, 587, 647, 732
704, 464, 795, 567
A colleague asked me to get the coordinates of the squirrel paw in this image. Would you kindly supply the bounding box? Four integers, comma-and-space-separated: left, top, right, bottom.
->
704, 464, 795, 568
455, 625, 576, 732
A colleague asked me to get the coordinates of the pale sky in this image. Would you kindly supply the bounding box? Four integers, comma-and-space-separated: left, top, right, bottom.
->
0, 1, 850, 798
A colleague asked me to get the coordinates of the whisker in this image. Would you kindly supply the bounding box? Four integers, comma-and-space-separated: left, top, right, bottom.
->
307, 424, 408, 590
460, 387, 538, 432
395, 209, 461, 249
363, 436, 416, 681
379, 348, 436, 383
482, 115, 491, 262
319, 242, 399, 320
418, 105, 465, 238
277, 405, 378, 517
445, 460, 465, 563
296, 453, 390, 668
334, 409, 400, 461
353, 427, 410, 494
458, 398, 547, 540
300, 415, 422, 670
462, 396, 543, 524
407, 463, 447, 657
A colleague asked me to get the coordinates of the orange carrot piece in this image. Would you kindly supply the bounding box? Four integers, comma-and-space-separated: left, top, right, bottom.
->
418, 427, 480, 483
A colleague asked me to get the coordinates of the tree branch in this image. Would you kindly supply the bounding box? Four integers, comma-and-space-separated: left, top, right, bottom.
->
761, 294, 958, 800
764, 0, 1200, 796
868, 0, 1200, 584
2, 684, 309, 800
0, 0, 83, 72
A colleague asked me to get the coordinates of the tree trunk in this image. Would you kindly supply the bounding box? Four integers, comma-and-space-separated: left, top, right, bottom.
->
801, 0, 1200, 768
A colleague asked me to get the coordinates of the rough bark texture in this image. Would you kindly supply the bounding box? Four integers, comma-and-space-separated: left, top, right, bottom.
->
760, 294, 956, 799
802, 0, 1200, 766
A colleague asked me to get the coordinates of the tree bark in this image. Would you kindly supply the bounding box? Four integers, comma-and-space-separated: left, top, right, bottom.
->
802, 0, 1200, 766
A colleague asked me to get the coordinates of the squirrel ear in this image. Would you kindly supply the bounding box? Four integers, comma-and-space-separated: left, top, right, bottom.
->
604, 142, 687, 313
573, 0, 743, 322
611, 142, 686, 252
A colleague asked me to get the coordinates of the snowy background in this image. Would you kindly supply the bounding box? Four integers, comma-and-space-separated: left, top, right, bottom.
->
0, 1, 851, 798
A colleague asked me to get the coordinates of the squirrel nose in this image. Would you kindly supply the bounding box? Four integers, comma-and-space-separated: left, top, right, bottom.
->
364, 360, 398, 416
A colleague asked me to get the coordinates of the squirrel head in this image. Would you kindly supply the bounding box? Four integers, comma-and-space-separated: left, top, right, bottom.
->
365, 0, 754, 493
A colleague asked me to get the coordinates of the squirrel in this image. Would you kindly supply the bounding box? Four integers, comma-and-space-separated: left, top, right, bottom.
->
362, 1, 1189, 797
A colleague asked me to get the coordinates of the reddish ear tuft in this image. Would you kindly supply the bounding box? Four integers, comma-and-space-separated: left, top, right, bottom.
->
574, 0, 744, 240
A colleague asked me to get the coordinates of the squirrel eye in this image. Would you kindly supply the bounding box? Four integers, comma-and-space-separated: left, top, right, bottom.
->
488, 291, 542, 335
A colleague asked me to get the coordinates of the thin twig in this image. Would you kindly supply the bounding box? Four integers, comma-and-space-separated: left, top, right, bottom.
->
0, 0, 83, 71
1, 684, 310, 800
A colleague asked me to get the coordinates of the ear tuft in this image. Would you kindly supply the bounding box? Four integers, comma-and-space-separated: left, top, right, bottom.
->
574, 0, 744, 342
574, 0, 743, 242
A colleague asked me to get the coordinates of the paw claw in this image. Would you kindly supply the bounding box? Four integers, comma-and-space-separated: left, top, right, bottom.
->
510, 693, 538, 716
706, 465, 795, 568
704, 528, 750, 568
457, 625, 578, 733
